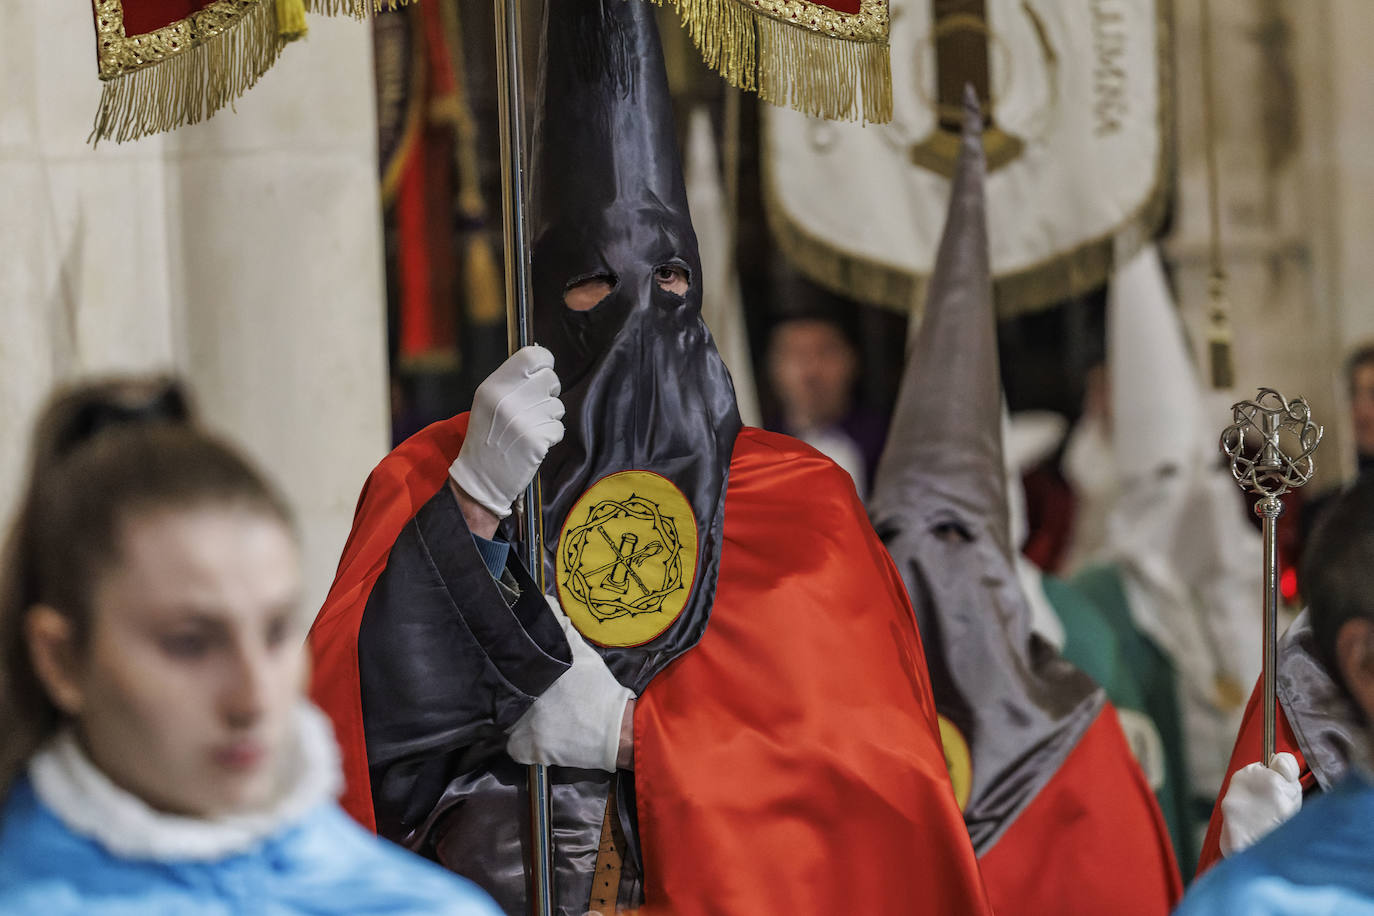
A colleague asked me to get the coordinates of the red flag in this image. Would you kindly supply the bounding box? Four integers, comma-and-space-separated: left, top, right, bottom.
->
90, 0, 310, 143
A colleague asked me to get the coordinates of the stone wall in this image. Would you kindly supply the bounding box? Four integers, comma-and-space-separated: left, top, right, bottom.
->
1167, 0, 1374, 486
0, 8, 390, 610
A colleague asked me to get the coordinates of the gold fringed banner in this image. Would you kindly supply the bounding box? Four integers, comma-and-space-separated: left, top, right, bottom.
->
90, 0, 308, 144
656, 0, 891, 124
303, 0, 407, 18
307, 0, 891, 122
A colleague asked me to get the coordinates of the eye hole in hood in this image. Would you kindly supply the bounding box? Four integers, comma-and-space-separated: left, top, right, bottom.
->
563, 273, 618, 312
653, 262, 691, 298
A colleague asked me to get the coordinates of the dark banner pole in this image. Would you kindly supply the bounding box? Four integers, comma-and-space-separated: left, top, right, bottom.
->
493, 0, 554, 912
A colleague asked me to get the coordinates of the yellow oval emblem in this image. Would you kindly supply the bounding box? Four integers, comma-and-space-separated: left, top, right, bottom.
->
938, 714, 973, 811
556, 470, 698, 647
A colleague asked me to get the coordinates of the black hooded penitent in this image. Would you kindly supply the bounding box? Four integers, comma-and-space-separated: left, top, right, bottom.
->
531, 0, 741, 694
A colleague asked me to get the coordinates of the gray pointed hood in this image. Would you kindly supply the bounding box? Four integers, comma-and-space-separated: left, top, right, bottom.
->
871, 88, 1007, 555
868, 88, 1103, 854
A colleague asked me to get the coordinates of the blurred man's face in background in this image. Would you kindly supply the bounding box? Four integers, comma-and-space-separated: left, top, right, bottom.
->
768, 319, 858, 433
1351, 361, 1374, 458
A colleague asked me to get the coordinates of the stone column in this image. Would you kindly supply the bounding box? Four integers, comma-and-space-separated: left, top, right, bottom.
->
0, 7, 389, 609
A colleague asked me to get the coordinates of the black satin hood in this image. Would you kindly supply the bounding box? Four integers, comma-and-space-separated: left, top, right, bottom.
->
530, 0, 741, 692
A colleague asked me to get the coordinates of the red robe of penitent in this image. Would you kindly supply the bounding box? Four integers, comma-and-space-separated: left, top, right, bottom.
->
309, 415, 990, 914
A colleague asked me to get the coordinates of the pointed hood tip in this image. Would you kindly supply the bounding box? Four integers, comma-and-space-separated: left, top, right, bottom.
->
961, 83, 985, 137
955, 87, 987, 186
872, 90, 1003, 529
533, 0, 688, 234
1108, 244, 1208, 478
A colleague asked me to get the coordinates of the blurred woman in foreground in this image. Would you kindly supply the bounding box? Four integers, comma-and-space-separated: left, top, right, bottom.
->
0, 377, 500, 914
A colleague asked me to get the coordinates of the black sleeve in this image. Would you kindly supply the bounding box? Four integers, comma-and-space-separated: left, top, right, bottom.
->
357, 485, 571, 843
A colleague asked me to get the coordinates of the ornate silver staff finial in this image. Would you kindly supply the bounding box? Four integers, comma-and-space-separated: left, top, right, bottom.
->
1218, 388, 1323, 765
1220, 388, 1322, 498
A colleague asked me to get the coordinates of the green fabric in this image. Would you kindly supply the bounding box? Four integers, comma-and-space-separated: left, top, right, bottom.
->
1041, 574, 1143, 711
1059, 564, 1197, 880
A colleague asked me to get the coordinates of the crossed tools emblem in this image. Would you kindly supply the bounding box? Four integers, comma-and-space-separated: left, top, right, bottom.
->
561, 494, 686, 624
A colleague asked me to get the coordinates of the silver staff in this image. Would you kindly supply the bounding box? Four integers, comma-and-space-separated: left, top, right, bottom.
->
493, 0, 554, 912
1219, 388, 1323, 764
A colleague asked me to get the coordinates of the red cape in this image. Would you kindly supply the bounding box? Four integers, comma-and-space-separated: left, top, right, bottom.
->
308, 417, 989, 913
979, 705, 1182, 913
1195, 679, 1315, 874
308, 415, 470, 830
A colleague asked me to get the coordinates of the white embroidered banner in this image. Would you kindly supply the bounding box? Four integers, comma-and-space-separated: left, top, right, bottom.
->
764, 0, 1169, 314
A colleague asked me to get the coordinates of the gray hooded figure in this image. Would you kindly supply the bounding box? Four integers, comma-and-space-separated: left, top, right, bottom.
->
869, 90, 1178, 898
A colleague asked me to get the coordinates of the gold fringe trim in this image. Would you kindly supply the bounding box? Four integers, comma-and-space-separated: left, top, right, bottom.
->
304, 0, 409, 18
761, 0, 1176, 315
655, 0, 892, 123
90, 0, 293, 144
316, 0, 891, 121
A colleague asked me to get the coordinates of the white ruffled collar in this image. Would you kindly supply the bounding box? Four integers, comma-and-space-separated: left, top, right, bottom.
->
29, 702, 342, 862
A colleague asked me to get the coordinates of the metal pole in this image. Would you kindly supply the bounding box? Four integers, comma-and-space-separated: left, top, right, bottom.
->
1220, 388, 1323, 772
1257, 496, 1283, 764
492, 0, 554, 913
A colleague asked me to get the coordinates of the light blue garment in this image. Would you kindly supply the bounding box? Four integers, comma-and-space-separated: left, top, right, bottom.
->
0, 776, 503, 915
1176, 772, 1374, 915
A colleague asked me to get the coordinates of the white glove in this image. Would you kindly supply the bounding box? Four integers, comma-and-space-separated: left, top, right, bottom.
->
449, 346, 565, 518
1219, 752, 1303, 857
506, 596, 634, 772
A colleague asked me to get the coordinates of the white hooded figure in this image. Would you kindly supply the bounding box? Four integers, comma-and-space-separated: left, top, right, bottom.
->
1061, 243, 1262, 803
1009, 409, 1168, 791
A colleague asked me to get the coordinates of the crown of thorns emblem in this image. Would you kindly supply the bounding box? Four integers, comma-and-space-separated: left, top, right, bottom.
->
1219, 388, 1323, 498
561, 494, 685, 622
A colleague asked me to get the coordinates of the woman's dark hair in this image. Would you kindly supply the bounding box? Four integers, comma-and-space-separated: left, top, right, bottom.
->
1301, 475, 1374, 689
0, 376, 294, 793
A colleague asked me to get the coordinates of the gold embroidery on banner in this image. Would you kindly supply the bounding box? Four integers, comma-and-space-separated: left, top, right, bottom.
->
304, 0, 412, 19
655, 0, 892, 124
736, 0, 888, 42
92, 0, 408, 83
90, 0, 294, 143
89, 0, 409, 142
93, 0, 264, 80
